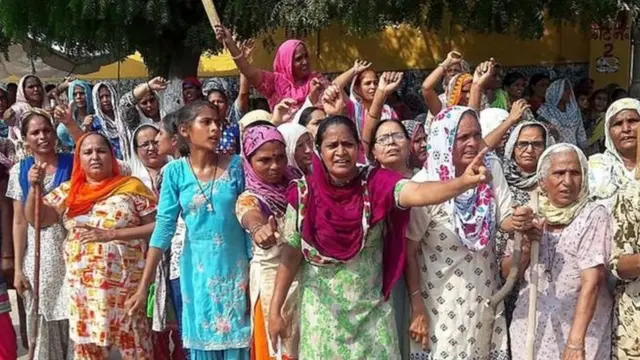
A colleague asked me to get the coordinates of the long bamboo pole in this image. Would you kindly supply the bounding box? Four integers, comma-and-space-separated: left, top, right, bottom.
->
525, 191, 541, 360
201, 0, 221, 29
27, 184, 42, 360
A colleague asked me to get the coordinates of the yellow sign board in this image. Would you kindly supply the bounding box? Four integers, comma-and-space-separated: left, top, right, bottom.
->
589, 14, 632, 90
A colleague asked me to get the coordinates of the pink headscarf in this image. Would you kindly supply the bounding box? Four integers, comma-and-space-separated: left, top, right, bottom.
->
260, 40, 324, 111
242, 125, 294, 217
287, 154, 410, 300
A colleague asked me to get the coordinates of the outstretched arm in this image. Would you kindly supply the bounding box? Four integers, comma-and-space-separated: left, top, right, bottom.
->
332, 60, 372, 90
215, 25, 263, 88
398, 148, 491, 208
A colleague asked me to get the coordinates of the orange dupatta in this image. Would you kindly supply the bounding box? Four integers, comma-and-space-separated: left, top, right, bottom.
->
65, 133, 156, 218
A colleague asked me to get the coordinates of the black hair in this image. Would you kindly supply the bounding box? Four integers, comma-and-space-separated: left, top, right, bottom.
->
299, 106, 324, 127
611, 88, 628, 101
244, 121, 275, 131
315, 115, 359, 148
7, 83, 17, 90
250, 98, 270, 112
206, 89, 229, 104
161, 110, 180, 137
368, 119, 409, 157
527, 73, 550, 95
502, 72, 526, 89
589, 89, 609, 108
44, 84, 56, 93
175, 100, 220, 129
81, 132, 114, 151
20, 112, 53, 138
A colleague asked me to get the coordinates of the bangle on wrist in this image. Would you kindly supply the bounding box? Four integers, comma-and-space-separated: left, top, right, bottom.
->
565, 343, 584, 351
1, 255, 13, 259
231, 51, 244, 60
410, 290, 421, 297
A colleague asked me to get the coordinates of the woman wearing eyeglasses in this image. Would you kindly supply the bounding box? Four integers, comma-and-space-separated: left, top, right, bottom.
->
129, 124, 168, 195
494, 121, 554, 327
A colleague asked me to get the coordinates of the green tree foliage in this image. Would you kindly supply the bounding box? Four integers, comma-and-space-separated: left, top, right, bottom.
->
0, 0, 638, 76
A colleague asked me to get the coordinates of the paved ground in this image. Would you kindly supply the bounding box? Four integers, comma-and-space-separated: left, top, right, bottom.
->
9, 290, 121, 359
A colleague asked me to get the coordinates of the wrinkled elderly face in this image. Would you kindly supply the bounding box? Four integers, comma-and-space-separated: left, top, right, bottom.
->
452, 112, 482, 175
513, 125, 546, 174
609, 109, 640, 158
540, 150, 582, 208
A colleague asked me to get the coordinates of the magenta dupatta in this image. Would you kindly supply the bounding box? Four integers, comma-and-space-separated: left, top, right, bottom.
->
287, 155, 410, 299
242, 125, 294, 217
258, 40, 325, 111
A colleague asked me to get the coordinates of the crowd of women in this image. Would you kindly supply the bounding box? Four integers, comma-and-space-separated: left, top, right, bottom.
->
0, 23, 639, 360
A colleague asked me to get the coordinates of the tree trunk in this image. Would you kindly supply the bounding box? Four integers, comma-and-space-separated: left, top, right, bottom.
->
167, 50, 201, 79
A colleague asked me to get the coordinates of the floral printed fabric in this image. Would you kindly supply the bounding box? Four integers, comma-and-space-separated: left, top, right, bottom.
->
149, 156, 251, 351
282, 179, 407, 359
43, 181, 156, 355
508, 202, 613, 360
425, 106, 496, 251
406, 159, 512, 360
611, 181, 640, 359
6, 166, 69, 322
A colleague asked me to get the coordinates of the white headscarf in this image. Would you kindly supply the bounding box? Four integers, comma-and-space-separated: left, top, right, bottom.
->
8, 75, 48, 142
278, 122, 310, 175
538, 78, 582, 129
588, 97, 640, 202
479, 108, 509, 138
502, 121, 555, 189
537, 143, 589, 225
92, 82, 131, 159
129, 123, 166, 190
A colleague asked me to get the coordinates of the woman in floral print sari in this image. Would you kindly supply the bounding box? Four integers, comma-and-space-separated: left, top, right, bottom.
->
267, 115, 493, 359
23, 132, 157, 359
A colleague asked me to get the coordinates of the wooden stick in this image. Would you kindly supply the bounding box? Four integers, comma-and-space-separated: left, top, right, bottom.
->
27, 184, 42, 360
201, 0, 221, 29
525, 191, 541, 360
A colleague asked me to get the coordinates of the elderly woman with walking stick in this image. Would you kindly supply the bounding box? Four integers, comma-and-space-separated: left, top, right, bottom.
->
507, 143, 613, 360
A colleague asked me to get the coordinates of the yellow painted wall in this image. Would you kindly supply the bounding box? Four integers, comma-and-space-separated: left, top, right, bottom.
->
81, 21, 591, 80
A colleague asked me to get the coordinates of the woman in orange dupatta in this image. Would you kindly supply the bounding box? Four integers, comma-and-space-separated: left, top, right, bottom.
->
23, 132, 157, 359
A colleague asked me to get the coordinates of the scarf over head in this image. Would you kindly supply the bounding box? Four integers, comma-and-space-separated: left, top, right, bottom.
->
8, 75, 48, 141
242, 125, 293, 217
65, 133, 156, 218
92, 82, 129, 159
401, 120, 420, 141
425, 106, 496, 251
278, 122, 310, 177
479, 108, 509, 138
502, 121, 555, 190
18, 109, 73, 202
266, 40, 323, 110
286, 155, 410, 299
129, 124, 167, 192
67, 80, 95, 123
538, 78, 582, 128
446, 73, 473, 107
538, 143, 589, 225
588, 97, 640, 200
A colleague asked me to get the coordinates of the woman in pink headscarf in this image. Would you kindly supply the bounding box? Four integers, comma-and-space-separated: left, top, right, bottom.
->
215, 24, 326, 113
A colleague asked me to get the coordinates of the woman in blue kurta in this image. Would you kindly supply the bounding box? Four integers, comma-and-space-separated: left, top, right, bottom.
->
126, 100, 252, 360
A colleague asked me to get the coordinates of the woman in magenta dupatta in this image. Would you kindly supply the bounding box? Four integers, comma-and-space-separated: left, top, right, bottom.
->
215, 25, 325, 113
265, 115, 493, 359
